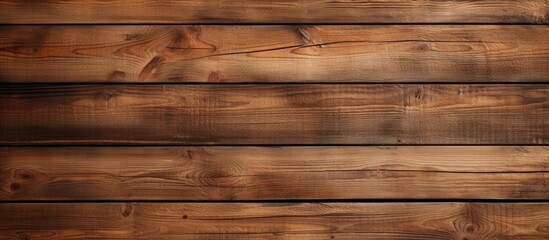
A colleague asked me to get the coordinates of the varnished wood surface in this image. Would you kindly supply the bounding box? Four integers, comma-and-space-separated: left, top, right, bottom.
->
2, 25, 549, 83
1, 203, 549, 239
1, 84, 546, 145
1, 0, 548, 24
1, 146, 548, 200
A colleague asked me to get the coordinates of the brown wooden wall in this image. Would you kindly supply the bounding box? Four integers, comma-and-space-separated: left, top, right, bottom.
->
0, 1, 548, 239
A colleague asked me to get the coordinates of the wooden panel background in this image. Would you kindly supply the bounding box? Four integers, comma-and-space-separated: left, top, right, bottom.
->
2, 146, 548, 200
1, 84, 546, 145
2, 25, 549, 83
1, 0, 548, 24
1, 203, 549, 239
0, 1, 547, 239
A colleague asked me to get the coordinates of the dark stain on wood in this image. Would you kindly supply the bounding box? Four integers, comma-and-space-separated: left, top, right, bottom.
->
0, 84, 545, 145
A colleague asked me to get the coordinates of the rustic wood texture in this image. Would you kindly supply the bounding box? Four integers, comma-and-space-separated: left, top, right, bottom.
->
1, 146, 548, 200
1, 1, 548, 238
1, 203, 549, 239
2, 26, 549, 83
1, 0, 548, 24
1, 84, 546, 145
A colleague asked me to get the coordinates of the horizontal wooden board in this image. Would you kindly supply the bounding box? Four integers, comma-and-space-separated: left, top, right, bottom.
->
2, 25, 549, 83
0, 0, 548, 24
1, 203, 548, 239
1, 146, 548, 200
1, 84, 546, 145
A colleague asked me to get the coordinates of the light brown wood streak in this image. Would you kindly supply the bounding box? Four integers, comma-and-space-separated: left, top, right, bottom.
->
2, 25, 549, 82
1, 84, 546, 145
0, 0, 548, 24
1, 146, 548, 200
1, 203, 549, 239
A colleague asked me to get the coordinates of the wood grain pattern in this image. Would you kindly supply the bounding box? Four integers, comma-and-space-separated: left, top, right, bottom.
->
0, 0, 548, 24
1, 84, 546, 145
2, 1, 548, 238
1, 146, 548, 200
1, 203, 549, 239
2, 25, 549, 83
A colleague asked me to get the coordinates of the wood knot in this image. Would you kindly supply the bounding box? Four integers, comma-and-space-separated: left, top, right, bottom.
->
414, 43, 430, 52
18, 233, 31, 240
208, 71, 220, 82
189, 25, 201, 33
182, 214, 188, 219
138, 56, 165, 81
414, 89, 422, 100
122, 204, 133, 217
294, 26, 316, 44
18, 171, 33, 181
109, 71, 126, 81
191, 163, 244, 188
102, 92, 113, 101
466, 225, 475, 233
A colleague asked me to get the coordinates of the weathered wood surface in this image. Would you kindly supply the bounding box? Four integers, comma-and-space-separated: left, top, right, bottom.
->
2, 26, 549, 83
1, 1, 548, 239
1, 146, 548, 200
1, 203, 548, 239
1, 84, 546, 145
1, 0, 548, 24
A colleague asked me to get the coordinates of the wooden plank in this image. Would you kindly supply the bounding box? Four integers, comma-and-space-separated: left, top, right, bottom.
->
1, 203, 548, 239
0, 84, 546, 145
2, 25, 549, 83
1, 146, 548, 200
1, 0, 548, 24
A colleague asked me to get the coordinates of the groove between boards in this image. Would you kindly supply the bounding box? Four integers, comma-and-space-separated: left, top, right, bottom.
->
2, 199, 549, 204
1, 23, 548, 26
2, 144, 548, 147
0, 82, 548, 85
